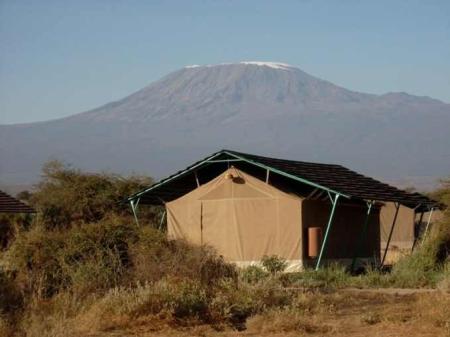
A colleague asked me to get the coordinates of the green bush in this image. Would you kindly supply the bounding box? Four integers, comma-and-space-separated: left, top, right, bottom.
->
208, 279, 263, 329
240, 265, 269, 284
389, 216, 449, 288
200, 255, 237, 287
261, 255, 287, 274
95, 278, 208, 320
130, 227, 237, 287
277, 264, 350, 289
4, 216, 138, 298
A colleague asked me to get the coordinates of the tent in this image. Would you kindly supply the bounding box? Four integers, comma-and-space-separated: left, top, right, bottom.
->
167, 167, 303, 270
166, 167, 380, 271
127, 150, 443, 270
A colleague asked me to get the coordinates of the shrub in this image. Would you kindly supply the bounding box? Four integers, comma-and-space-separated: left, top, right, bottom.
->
0, 213, 33, 250
389, 212, 449, 288
90, 278, 208, 322
200, 255, 237, 288
4, 216, 139, 298
280, 264, 350, 289
209, 280, 259, 329
261, 255, 287, 274
240, 265, 269, 284
0, 268, 23, 315
130, 227, 237, 286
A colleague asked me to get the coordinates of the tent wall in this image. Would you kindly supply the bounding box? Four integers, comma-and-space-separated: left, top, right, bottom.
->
166, 168, 303, 270
380, 203, 415, 249
302, 199, 380, 265
379, 202, 415, 265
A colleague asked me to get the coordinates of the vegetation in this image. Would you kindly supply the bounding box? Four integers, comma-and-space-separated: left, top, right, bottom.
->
0, 164, 448, 336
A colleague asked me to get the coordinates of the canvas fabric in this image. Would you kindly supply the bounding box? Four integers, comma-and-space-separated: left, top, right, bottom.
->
380, 202, 415, 250
166, 167, 303, 263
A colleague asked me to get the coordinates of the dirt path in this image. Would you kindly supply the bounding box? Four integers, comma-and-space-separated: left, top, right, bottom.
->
341, 287, 443, 295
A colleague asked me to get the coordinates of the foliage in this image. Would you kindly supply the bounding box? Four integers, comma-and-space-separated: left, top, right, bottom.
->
0, 213, 33, 250
96, 278, 209, 319
0, 268, 23, 315
261, 255, 287, 274
4, 216, 138, 298
240, 265, 269, 284
429, 177, 450, 208
30, 160, 154, 229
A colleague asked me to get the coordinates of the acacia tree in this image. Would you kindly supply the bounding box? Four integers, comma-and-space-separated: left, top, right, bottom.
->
28, 160, 155, 228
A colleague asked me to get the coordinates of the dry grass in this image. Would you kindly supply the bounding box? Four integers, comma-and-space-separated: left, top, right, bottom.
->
13, 287, 448, 337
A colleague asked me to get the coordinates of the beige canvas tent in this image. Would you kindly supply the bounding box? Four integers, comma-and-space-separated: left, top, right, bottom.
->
166, 167, 380, 271
127, 150, 442, 271
167, 167, 303, 270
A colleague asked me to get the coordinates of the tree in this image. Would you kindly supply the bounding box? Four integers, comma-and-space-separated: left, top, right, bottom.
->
29, 160, 155, 228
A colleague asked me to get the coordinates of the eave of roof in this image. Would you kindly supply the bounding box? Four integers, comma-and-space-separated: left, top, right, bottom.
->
0, 190, 35, 214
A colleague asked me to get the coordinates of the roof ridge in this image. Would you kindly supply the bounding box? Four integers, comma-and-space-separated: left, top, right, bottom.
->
223, 149, 344, 168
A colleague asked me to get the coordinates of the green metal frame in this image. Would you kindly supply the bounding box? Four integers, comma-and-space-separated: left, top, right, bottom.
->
130, 197, 141, 227
315, 193, 340, 270
158, 209, 166, 230
128, 151, 226, 201
223, 151, 350, 199
206, 159, 243, 163
379, 202, 400, 268
421, 207, 434, 244
351, 201, 374, 272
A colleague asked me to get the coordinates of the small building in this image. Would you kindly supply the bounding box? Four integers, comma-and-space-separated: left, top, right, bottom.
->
0, 189, 35, 248
127, 150, 441, 270
0, 190, 35, 214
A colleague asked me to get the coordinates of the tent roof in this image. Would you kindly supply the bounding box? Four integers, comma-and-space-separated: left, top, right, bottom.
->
127, 149, 442, 212
0, 190, 35, 213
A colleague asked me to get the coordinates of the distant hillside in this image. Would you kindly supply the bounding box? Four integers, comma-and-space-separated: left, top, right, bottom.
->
1, 62, 449, 188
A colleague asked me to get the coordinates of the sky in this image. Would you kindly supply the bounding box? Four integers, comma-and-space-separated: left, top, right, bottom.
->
1, 0, 449, 124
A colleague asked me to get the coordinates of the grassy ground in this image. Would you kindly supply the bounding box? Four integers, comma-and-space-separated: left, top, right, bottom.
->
11, 290, 447, 337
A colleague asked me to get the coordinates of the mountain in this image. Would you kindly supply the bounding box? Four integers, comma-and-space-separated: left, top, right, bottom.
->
1, 62, 450, 190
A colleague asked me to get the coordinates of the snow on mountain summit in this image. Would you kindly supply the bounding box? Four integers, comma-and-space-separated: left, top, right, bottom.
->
184, 61, 294, 70
239, 61, 294, 70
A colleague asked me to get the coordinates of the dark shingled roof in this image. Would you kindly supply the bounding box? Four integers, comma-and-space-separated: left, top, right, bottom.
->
0, 190, 35, 213
128, 149, 442, 212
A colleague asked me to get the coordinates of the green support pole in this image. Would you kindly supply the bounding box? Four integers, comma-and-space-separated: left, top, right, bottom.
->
421, 207, 434, 245
351, 201, 373, 272
413, 211, 424, 250
315, 193, 340, 270
380, 202, 400, 268
158, 209, 166, 230
130, 198, 140, 227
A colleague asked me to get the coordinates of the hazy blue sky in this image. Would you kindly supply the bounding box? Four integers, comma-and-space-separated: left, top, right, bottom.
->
1, 0, 449, 124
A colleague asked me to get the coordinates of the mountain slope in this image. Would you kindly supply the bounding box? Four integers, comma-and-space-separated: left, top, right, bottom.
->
1, 62, 449, 188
